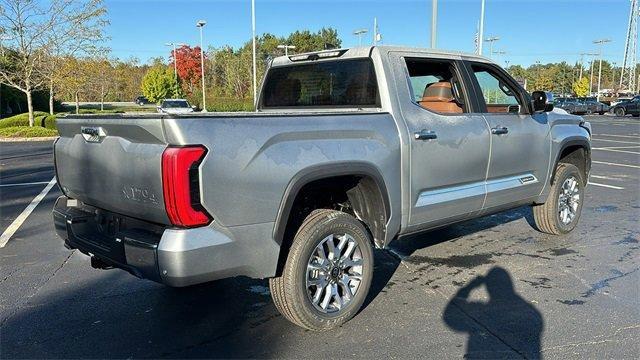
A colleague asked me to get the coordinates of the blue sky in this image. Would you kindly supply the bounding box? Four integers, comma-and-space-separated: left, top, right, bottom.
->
106, 0, 634, 67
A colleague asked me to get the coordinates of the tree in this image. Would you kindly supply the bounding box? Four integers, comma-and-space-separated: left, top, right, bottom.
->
171, 45, 203, 95
55, 56, 91, 114
572, 77, 590, 97
40, 0, 108, 114
141, 65, 178, 103
0, 0, 53, 126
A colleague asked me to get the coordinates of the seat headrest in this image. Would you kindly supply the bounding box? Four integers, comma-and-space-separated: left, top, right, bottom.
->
422, 81, 454, 102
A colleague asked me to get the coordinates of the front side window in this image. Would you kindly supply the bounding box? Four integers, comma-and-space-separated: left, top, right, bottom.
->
471, 65, 523, 113
261, 59, 379, 108
404, 58, 468, 114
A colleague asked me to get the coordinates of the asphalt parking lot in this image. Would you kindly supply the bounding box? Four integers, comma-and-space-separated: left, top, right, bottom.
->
0, 115, 638, 359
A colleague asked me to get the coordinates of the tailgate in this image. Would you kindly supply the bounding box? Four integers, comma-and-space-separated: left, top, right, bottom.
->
55, 116, 170, 225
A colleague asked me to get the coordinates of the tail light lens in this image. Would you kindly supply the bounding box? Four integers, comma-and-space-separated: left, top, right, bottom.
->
162, 145, 211, 227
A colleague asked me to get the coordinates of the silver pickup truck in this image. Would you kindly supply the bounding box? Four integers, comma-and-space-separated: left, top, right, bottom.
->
52, 46, 591, 331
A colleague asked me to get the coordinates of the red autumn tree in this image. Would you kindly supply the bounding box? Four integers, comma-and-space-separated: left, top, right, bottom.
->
170, 45, 205, 95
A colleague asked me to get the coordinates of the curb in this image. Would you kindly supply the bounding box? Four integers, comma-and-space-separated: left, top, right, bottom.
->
0, 136, 58, 142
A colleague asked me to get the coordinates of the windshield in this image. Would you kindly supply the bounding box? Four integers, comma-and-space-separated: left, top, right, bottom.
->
261, 59, 380, 108
162, 100, 190, 108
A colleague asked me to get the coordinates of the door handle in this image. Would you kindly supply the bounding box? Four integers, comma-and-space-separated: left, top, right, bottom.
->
414, 130, 438, 140
491, 126, 509, 135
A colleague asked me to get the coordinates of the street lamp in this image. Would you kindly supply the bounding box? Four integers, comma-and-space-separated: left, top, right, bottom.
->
277, 44, 296, 56
431, 0, 438, 48
478, 0, 486, 55
353, 29, 368, 46
484, 36, 500, 57
196, 20, 207, 112
165, 42, 186, 82
593, 38, 612, 101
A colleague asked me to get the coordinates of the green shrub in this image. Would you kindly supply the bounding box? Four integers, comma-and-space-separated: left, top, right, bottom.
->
208, 98, 254, 112
0, 126, 58, 138
43, 115, 57, 129
0, 111, 50, 128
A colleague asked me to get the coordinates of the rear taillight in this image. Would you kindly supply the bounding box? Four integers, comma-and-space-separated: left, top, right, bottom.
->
162, 145, 211, 227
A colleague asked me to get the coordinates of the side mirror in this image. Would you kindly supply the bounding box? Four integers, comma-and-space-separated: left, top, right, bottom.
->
192, 105, 197, 110
532, 91, 554, 112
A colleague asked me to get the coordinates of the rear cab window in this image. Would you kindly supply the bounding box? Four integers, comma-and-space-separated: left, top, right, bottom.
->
260, 58, 380, 109
403, 57, 469, 114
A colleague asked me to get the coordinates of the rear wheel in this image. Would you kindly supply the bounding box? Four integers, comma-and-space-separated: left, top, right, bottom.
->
615, 107, 625, 117
269, 209, 374, 331
532, 164, 584, 235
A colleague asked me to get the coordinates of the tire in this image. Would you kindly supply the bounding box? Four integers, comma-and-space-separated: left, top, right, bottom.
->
615, 107, 625, 117
599, 111, 605, 115
633, 114, 639, 118
532, 163, 584, 235
269, 209, 374, 331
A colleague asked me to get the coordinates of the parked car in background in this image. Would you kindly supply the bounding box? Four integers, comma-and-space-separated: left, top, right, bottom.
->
611, 95, 640, 117
610, 96, 633, 107
134, 96, 150, 105
555, 98, 588, 114
578, 97, 610, 115
157, 99, 195, 114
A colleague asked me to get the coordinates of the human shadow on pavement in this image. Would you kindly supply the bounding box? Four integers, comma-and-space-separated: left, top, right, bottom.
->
443, 266, 543, 359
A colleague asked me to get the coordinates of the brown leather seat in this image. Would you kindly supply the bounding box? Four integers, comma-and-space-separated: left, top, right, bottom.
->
418, 81, 463, 114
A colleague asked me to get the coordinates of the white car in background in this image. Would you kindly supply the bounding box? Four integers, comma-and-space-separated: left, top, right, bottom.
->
157, 99, 196, 114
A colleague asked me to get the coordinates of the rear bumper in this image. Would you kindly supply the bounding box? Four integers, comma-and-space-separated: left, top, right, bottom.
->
52, 196, 276, 287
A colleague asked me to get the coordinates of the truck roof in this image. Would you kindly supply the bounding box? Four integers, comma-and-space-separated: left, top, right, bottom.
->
270, 45, 494, 67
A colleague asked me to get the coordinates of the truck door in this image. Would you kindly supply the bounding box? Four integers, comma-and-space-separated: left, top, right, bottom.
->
464, 62, 551, 211
390, 54, 491, 231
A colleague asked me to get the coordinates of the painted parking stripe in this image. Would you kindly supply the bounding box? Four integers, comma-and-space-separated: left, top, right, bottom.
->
593, 145, 640, 149
595, 134, 640, 139
592, 138, 640, 144
0, 181, 52, 188
592, 148, 640, 155
592, 160, 640, 169
0, 177, 57, 248
590, 175, 623, 181
588, 182, 624, 190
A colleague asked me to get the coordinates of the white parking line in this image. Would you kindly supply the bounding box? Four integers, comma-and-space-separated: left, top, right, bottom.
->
590, 175, 623, 181
588, 182, 625, 190
595, 134, 640, 139
591, 138, 639, 145
593, 145, 640, 149
592, 160, 640, 169
0, 177, 57, 248
0, 181, 52, 188
592, 148, 640, 155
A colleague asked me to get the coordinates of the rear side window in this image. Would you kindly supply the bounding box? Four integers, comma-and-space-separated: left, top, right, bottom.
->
261, 59, 380, 108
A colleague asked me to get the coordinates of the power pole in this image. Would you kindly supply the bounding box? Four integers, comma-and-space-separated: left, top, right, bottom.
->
431, 0, 437, 48
478, 0, 486, 55
594, 38, 612, 101
619, 0, 638, 92
251, 0, 257, 110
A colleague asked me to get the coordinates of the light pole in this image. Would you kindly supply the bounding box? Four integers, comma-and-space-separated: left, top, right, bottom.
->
165, 42, 186, 82
593, 38, 612, 101
353, 29, 368, 46
277, 44, 296, 56
484, 36, 500, 57
478, 0, 486, 55
431, 0, 438, 48
251, 0, 257, 110
196, 20, 207, 112
578, 52, 597, 79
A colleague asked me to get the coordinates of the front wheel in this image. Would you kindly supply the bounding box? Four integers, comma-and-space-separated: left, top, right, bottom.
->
269, 209, 374, 331
532, 163, 584, 235
615, 108, 625, 117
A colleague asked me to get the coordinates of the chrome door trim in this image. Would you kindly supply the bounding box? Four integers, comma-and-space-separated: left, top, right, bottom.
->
415, 173, 538, 208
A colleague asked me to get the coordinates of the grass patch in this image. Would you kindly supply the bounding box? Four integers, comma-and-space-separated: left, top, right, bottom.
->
0, 126, 58, 138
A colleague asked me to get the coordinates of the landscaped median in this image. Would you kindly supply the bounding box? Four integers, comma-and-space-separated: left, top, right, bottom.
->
0, 112, 59, 141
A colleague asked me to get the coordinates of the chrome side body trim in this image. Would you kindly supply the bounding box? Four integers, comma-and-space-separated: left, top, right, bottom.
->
415, 173, 538, 208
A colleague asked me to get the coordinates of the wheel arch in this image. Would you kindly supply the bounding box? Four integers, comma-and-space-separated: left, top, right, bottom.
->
551, 138, 591, 184
272, 162, 391, 275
